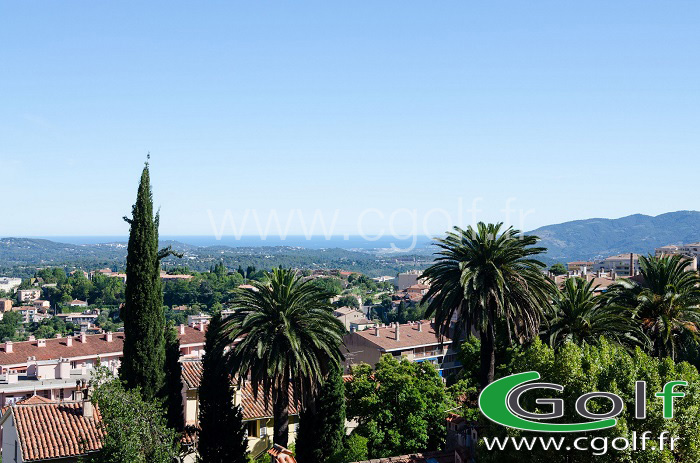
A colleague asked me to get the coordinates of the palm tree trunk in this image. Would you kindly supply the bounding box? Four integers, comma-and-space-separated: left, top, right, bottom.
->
479, 307, 496, 390
273, 376, 290, 448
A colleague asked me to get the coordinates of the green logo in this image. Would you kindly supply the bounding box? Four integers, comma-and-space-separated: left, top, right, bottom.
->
479, 371, 687, 433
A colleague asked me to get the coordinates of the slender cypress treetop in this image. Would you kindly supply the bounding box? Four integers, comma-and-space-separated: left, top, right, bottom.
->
120, 162, 166, 401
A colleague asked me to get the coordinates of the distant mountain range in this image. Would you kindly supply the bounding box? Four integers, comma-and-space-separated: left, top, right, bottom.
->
2, 211, 700, 272
528, 211, 700, 262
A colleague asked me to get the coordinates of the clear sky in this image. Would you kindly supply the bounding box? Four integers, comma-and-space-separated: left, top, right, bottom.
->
1, 1, 699, 239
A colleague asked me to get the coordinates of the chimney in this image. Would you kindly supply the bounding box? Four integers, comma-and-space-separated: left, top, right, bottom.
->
66, 336, 73, 347
80, 332, 87, 343
37, 339, 46, 348
81, 386, 94, 418
374, 326, 380, 337
394, 323, 400, 341
55, 333, 62, 339
418, 322, 423, 332
106, 332, 113, 342
28, 335, 36, 342
630, 253, 635, 276
5, 341, 12, 353
179, 324, 186, 335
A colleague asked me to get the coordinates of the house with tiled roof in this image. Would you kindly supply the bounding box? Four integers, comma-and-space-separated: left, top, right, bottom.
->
343, 321, 460, 378
0, 396, 103, 462
0, 324, 206, 409
180, 359, 300, 459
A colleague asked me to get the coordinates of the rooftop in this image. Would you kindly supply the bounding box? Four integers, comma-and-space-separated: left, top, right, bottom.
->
0, 326, 205, 367
3, 400, 103, 461
347, 321, 451, 351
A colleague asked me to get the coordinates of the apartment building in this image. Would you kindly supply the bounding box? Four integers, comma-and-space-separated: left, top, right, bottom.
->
395, 270, 425, 291
566, 261, 595, 273
592, 253, 641, 277
343, 320, 460, 378
0, 324, 206, 408
16, 290, 41, 303
654, 243, 700, 270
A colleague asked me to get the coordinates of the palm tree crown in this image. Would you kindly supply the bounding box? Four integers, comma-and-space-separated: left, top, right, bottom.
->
607, 254, 700, 359
547, 277, 647, 349
223, 268, 345, 447
421, 222, 552, 389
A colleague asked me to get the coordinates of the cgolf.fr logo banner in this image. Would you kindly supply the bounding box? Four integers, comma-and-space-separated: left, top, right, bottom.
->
477, 371, 687, 454
480, 371, 686, 432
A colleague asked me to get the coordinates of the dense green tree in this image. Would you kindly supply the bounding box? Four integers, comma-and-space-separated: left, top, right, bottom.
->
86, 366, 179, 463
346, 355, 451, 458
0, 311, 22, 341
198, 313, 247, 463
335, 295, 360, 309
549, 262, 568, 276
421, 222, 553, 389
296, 364, 346, 463
478, 338, 700, 463
120, 162, 177, 401
547, 277, 647, 349
607, 254, 700, 359
224, 268, 345, 447
309, 277, 344, 297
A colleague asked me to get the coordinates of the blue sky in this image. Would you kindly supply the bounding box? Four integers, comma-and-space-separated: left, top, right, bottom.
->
1, 1, 699, 239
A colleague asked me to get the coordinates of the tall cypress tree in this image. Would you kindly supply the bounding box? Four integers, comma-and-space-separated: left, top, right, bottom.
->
198, 313, 247, 463
295, 364, 346, 463
120, 162, 166, 401
164, 323, 184, 431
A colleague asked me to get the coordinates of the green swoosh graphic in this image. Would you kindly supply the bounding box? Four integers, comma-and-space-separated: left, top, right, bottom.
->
479, 371, 617, 433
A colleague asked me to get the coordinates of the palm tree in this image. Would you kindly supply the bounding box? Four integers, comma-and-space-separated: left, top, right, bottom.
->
606, 254, 700, 359
547, 277, 647, 349
421, 222, 553, 389
223, 268, 345, 447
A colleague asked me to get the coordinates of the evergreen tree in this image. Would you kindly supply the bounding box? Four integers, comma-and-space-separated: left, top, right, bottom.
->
120, 161, 178, 401
296, 364, 346, 463
164, 323, 184, 431
198, 313, 247, 463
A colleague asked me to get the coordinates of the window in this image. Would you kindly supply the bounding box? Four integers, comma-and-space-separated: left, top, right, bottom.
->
247, 421, 259, 438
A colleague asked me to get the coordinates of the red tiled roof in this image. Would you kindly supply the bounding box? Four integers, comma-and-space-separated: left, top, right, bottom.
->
0, 327, 205, 367
181, 360, 204, 390
346, 321, 452, 351
11, 401, 104, 461
1, 395, 53, 417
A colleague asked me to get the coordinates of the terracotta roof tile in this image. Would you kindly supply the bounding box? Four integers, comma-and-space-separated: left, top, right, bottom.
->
181, 360, 204, 390
11, 402, 104, 461
0, 327, 205, 367
346, 321, 452, 351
